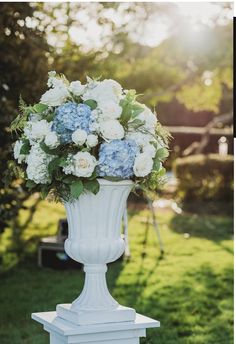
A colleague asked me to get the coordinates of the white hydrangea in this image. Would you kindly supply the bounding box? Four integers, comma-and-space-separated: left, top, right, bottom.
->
126, 131, 153, 149
13, 140, 26, 164
44, 132, 60, 149
142, 144, 156, 158
26, 143, 54, 184
137, 106, 157, 134
24, 120, 52, 142
133, 153, 154, 177
98, 100, 122, 120
86, 134, 98, 147
82, 79, 123, 103
72, 129, 87, 145
40, 84, 69, 106
63, 152, 97, 178
99, 120, 124, 140
69, 81, 85, 96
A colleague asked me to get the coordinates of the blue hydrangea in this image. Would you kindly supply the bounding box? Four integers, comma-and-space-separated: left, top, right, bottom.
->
97, 139, 139, 179
52, 102, 92, 143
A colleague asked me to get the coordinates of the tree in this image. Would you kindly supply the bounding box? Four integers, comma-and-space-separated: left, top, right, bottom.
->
0, 3, 49, 236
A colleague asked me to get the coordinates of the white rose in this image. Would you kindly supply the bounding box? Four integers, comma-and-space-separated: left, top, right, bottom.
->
82, 79, 122, 103
98, 100, 122, 119
143, 144, 156, 158
137, 106, 157, 134
40, 85, 69, 106
44, 132, 60, 149
99, 120, 124, 140
64, 152, 97, 178
13, 140, 26, 163
133, 153, 154, 177
86, 134, 98, 147
72, 129, 87, 145
69, 81, 85, 96
27, 120, 52, 142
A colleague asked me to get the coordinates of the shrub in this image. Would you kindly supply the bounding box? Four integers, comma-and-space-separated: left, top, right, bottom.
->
174, 154, 233, 202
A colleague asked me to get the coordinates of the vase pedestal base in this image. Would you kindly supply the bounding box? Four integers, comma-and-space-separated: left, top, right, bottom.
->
32, 311, 160, 344
56, 303, 136, 326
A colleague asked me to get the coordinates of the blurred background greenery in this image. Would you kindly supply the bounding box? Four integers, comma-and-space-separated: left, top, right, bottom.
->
0, 2, 233, 344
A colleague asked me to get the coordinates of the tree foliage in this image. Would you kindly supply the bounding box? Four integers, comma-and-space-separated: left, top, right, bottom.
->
0, 3, 49, 233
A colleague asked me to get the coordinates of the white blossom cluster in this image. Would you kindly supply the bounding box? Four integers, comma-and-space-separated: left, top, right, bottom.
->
12, 72, 169, 198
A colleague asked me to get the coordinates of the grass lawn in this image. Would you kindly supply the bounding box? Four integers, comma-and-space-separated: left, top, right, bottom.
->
0, 198, 233, 344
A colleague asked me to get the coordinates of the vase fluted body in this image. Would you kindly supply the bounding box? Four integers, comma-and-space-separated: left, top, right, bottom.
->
56, 179, 136, 325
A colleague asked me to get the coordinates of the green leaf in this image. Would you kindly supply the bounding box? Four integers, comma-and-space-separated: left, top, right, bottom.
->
128, 119, 144, 129
70, 180, 84, 199
155, 148, 169, 161
25, 180, 36, 189
63, 175, 77, 184
84, 179, 100, 194
48, 157, 65, 176
20, 140, 30, 155
33, 103, 48, 113
40, 142, 59, 155
153, 159, 161, 171
45, 112, 55, 122
41, 185, 51, 199
84, 99, 97, 110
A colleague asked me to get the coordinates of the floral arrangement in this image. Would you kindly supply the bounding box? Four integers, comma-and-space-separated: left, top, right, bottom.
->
10, 71, 170, 201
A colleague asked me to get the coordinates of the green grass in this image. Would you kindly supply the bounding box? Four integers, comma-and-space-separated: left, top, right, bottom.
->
0, 200, 233, 344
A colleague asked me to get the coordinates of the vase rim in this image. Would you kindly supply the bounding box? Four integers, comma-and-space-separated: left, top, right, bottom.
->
97, 178, 134, 186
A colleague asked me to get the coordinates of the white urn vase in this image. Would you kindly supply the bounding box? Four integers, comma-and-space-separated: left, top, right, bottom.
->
56, 179, 136, 326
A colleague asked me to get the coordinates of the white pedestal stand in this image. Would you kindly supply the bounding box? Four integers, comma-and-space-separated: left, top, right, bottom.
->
32, 312, 160, 344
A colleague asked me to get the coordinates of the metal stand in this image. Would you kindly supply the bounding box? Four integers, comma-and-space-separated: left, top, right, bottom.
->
123, 198, 164, 258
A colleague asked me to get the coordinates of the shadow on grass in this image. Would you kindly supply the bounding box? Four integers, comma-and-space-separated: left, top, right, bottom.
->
111, 263, 233, 344
170, 212, 233, 243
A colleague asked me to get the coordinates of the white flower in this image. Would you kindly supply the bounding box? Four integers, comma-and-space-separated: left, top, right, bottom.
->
143, 144, 156, 158
69, 81, 85, 96
40, 85, 69, 106
26, 143, 54, 184
44, 132, 60, 149
82, 79, 123, 103
63, 152, 97, 178
29, 119, 52, 141
13, 140, 26, 163
72, 129, 87, 145
133, 153, 153, 177
126, 131, 152, 149
99, 120, 124, 140
86, 134, 98, 147
98, 100, 122, 119
137, 106, 157, 134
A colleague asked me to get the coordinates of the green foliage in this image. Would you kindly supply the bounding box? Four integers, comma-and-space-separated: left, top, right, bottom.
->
174, 154, 233, 202
120, 91, 144, 126
83, 179, 100, 194
84, 99, 97, 110
0, 3, 49, 233
70, 180, 84, 199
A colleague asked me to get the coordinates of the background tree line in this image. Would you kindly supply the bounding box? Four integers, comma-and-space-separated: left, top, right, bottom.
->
0, 2, 233, 235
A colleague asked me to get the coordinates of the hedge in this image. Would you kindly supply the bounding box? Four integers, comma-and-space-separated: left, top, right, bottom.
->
174, 154, 233, 202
